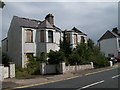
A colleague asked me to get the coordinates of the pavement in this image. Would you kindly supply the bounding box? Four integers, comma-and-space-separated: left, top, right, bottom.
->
2, 63, 120, 90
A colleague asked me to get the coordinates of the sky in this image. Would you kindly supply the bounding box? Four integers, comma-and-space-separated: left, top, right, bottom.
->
1, 0, 119, 43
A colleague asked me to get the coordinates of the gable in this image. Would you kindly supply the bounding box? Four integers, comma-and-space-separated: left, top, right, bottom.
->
38, 20, 54, 29
98, 31, 117, 42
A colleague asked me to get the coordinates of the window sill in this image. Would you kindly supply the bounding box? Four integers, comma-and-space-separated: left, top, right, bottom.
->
25, 42, 34, 43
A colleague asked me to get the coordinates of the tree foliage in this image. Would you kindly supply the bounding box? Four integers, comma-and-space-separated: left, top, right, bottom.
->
48, 50, 65, 64
60, 38, 109, 67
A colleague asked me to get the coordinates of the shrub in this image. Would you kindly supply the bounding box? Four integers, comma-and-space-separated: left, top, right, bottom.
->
48, 50, 65, 64
2, 52, 10, 66
67, 53, 81, 65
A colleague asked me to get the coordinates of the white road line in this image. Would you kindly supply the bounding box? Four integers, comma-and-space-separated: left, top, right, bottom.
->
112, 74, 120, 79
85, 68, 116, 76
77, 80, 104, 90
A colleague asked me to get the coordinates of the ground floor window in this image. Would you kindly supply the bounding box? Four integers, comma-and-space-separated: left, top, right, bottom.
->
26, 53, 33, 60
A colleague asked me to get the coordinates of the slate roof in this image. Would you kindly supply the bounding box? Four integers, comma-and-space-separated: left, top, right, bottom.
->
13, 16, 62, 32
98, 30, 120, 42
13, 16, 40, 28
53, 25, 62, 32
38, 20, 54, 29
64, 27, 87, 36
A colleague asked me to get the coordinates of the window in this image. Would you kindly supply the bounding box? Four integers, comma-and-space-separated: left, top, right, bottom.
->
6, 39, 8, 51
40, 30, 44, 42
26, 53, 33, 60
74, 34, 78, 44
26, 29, 33, 43
81, 36, 85, 43
118, 40, 120, 48
48, 31, 53, 43
66, 33, 70, 44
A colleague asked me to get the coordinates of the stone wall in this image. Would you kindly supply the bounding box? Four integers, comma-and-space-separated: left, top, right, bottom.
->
40, 62, 94, 75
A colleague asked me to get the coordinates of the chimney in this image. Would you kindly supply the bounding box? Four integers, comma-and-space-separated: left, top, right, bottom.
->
45, 14, 54, 25
112, 27, 120, 36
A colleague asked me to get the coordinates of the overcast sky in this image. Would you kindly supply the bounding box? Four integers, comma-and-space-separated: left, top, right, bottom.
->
1, 1, 119, 43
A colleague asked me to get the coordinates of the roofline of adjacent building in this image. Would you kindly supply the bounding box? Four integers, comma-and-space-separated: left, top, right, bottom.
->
2, 37, 8, 41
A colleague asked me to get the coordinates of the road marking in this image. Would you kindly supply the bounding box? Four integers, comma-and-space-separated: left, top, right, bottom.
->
85, 68, 116, 76
13, 75, 83, 89
13, 67, 118, 89
77, 80, 104, 90
112, 74, 120, 79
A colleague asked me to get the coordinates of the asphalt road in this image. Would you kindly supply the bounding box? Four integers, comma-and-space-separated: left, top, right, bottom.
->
15, 67, 120, 90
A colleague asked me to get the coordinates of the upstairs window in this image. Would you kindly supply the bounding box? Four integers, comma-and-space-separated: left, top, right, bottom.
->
40, 30, 44, 42
119, 40, 120, 48
48, 31, 53, 43
26, 29, 33, 43
66, 33, 70, 44
74, 34, 78, 44
81, 36, 85, 43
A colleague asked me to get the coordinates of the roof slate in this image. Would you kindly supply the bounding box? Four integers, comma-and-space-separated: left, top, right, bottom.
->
13, 16, 40, 28
38, 20, 54, 29
64, 27, 87, 36
98, 30, 119, 42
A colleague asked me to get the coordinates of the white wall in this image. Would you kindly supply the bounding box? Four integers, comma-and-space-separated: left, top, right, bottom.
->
37, 29, 61, 53
99, 38, 118, 57
46, 43, 60, 53
22, 27, 37, 67
67, 31, 87, 49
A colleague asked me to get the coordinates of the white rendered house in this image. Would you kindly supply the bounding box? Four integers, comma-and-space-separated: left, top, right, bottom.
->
2, 14, 62, 68
64, 27, 87, 49
98, 28, 120, 58
2, 14, 87, 68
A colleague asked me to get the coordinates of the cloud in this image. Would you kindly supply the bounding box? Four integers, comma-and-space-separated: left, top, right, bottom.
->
2, 2, 118, 43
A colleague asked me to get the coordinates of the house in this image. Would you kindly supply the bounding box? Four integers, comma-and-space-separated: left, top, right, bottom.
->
2, 14, 87, 68
98, 27, 120, 58
64, 27, 87, 49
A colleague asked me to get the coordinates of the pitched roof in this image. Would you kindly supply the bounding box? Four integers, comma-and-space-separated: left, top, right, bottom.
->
38, 20, 54, 29
98, 30, 119, 42
13, 16, 40, 28
53, 25, 62, 32
64, 27, 87, 36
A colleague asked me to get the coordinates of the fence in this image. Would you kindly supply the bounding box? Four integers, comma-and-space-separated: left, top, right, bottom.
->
0, 62, 15, 81
40, 62, 94, 75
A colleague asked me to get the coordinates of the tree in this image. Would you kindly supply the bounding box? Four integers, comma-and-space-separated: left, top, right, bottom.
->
60, 31, 72, 56
2, 52, 10, 66
0, 0, 5, 8
48, 50, 65, 64
36, 52, 47, 63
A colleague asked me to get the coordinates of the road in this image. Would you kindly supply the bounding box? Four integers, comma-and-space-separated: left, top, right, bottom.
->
15, 67, 120, 90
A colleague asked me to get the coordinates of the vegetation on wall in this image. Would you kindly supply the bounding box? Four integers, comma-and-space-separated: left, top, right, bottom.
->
16, 38, 109, 79
59, 38, 109, 67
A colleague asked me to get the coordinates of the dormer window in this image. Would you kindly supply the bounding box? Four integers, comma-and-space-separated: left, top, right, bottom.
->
26, 29, 33, 43
48, 30, 53, 43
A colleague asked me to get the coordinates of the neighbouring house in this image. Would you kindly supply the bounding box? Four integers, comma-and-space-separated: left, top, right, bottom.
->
2, 14, 87, 68
64, 27, 87, 49
98, 27, 120, 58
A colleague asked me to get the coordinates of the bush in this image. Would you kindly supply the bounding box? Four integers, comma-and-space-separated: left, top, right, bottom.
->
2, 52, 10, 66
63, 39, 109, 67
67, 53, 81, 65
15, 56, 40, 79
48, 50, 65, 64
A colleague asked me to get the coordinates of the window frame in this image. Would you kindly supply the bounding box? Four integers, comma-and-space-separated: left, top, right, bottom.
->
40, 30, 44, 43
25, 29, 33, 43
48, 30, 53, 43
